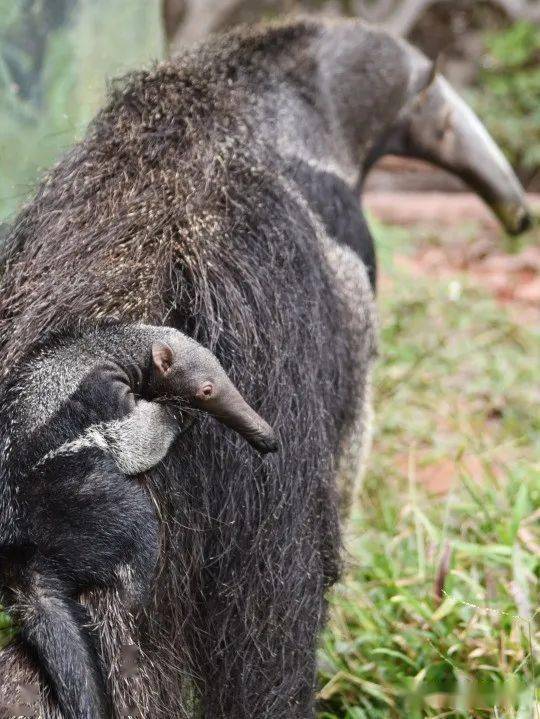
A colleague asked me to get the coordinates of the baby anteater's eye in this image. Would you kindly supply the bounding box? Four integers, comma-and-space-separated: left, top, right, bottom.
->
197, 382, 214, 400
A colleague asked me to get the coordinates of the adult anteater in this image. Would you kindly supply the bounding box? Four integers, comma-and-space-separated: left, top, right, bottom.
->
0, 18, 530, 719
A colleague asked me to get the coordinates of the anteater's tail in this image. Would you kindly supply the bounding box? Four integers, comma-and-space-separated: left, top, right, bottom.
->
16, 574, 109, 719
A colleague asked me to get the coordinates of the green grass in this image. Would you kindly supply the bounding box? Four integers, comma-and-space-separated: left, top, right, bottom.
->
0, 608, 16, 649
317, 220, 540, 719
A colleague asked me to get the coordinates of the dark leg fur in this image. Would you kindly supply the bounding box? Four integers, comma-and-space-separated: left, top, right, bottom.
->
1, 447, 160, 719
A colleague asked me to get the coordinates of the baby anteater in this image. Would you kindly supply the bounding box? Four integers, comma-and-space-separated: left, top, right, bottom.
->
0, 321, 276, 719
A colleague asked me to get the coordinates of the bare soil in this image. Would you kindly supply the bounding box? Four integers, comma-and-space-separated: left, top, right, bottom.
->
365, 191, 540, 325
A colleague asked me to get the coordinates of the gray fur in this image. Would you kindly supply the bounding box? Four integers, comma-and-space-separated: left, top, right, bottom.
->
279, 172, 377, 514
87, 402, 179, 476
38, 401, 178, 476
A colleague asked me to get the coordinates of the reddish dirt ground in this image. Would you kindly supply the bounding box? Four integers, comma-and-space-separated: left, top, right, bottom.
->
364, 191, 540, 325
394, 450, 511, 496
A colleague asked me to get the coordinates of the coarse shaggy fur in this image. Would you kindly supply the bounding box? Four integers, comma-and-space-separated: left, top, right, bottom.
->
0, 19, 383, 719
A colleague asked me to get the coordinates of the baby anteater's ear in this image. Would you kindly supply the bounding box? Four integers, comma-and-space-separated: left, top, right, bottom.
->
152, 341, 174, 377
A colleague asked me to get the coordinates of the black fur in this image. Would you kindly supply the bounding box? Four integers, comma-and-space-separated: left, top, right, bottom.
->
283, 158, 377, 289
2, 447, 151, 719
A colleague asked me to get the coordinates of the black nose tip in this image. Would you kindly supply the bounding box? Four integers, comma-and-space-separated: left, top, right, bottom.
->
509, 210, 533, 236
516, 211, 533, 235
251, 433, 279, 455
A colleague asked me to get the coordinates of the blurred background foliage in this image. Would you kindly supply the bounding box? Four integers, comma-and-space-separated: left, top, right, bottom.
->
0, 0, 539, 224
470, 20, 540, 187
0, 0, 164, 222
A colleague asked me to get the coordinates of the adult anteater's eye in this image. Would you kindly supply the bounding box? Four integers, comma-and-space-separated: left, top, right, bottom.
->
197, 382, 214, 400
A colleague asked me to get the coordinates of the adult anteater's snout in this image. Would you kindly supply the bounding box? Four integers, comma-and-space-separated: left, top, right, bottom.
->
376, 71, 532, 236
427, 78, 533, 236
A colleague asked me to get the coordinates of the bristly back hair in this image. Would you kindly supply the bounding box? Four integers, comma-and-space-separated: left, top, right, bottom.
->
0, 18, 375, 718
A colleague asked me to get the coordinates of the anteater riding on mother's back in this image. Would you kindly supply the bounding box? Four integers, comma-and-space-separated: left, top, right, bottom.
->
0, 321, 276, 719
0, 17, 530, 719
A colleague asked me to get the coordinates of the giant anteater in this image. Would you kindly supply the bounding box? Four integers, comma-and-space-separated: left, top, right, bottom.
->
0, 321, 276, 719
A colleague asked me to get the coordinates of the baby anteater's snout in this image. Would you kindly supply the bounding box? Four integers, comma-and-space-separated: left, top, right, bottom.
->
151, 336, 278, 455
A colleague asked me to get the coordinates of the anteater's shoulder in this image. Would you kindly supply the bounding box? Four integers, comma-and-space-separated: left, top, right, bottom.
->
91, 19, 323, 135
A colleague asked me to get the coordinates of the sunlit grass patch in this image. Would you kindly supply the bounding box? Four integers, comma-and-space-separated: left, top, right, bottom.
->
319, 464, 539, 718
318, 221, 539, 719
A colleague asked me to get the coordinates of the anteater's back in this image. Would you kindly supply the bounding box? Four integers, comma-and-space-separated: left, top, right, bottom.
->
0, 21, 321, 364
